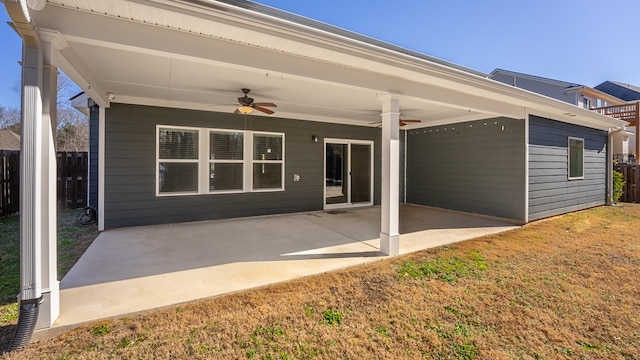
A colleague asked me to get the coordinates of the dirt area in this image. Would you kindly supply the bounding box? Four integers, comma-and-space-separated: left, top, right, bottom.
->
2, 204, 639, 359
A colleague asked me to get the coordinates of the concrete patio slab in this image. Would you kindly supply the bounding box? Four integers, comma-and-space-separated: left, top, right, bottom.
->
36, 205, 518, 339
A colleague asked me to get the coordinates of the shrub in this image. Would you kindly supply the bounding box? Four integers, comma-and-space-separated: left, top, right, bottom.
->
613, 170, 625, 203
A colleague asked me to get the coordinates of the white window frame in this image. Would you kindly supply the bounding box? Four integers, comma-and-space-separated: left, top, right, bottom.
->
568, 137, 585, 180
156, 125, 285, 196
156, 125, 201, 196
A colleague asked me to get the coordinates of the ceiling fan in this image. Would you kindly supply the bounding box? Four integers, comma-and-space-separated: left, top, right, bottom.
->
234, 88, 277, 115
370, 119, 422, 127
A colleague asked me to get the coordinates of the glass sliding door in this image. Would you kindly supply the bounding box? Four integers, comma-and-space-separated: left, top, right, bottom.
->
325, 143, 348, 205
324, 140, 373, 209
350, 144, 371, 204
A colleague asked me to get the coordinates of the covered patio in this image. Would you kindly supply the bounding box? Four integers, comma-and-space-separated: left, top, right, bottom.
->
5, 0, 626, 344
37, 205, 518, 339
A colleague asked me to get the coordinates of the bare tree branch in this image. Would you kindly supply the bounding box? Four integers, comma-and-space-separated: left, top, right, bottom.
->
8, 72, 88, 150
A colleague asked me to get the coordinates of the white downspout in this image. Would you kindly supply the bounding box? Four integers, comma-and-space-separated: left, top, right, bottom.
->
5, 0, 45, 350
607, 128, 632, 205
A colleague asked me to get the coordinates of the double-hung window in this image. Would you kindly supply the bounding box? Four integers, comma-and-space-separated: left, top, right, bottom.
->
568, 137, 584, 180
158, 127, 199, 194
157, 126, 284, 195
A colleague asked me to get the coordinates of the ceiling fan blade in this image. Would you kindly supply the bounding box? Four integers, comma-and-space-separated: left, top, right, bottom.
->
399, 119, 422, 126
253, 102, 277, 107
233, 109, 241, 115
254, 106, 275, 115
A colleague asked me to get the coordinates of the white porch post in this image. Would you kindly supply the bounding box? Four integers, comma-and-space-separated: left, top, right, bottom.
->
36, 61, 59, 329
378, 94, 401, 256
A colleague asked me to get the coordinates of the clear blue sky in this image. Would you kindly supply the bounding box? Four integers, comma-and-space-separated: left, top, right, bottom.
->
1, 0, 639, 109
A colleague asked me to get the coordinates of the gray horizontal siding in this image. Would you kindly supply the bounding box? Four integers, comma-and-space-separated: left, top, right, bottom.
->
406, 117, 526, 221
104, 104, 381, 229
490, 73, 577, 105
528, 115, 607, 221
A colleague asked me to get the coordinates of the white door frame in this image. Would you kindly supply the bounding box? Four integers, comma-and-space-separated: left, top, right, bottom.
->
323, 138, 374, 210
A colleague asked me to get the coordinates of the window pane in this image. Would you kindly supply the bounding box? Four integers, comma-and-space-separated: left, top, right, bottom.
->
569, 138, 584, 178
254, 134, 283, 160
210, 163, 243, 191
253, 163, 282, 189
159, 129, 199, 160
159, 162, 198, 193
210, 131, 243, 160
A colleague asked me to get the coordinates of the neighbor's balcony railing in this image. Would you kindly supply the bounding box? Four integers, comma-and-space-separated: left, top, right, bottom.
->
591, 102, 639, 126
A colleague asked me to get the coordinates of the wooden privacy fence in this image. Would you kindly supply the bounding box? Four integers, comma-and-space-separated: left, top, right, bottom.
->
614, 163, 640, 203
0, 151, 20, 217
0, 151, 88, 216
57, 152, 88, 210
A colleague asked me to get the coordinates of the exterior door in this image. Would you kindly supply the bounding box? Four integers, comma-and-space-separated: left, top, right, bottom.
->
324, 139, 373, 209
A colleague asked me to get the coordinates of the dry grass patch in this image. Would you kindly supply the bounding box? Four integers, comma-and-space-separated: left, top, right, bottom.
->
2, 205, 640, 359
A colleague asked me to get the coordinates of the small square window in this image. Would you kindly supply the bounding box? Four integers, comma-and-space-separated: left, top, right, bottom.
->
568, 137, 584, 180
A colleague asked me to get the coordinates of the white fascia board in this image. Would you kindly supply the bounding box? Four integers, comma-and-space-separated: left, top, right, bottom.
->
70, 92, 91, 116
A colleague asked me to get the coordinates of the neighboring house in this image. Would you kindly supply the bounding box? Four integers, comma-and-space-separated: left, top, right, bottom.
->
595, 81, 640, 102
594, 81, 640, 161
5, 0, 629, 330
0, 130, 21, 151
490, 69, 636, 161
490, 68, 625, 109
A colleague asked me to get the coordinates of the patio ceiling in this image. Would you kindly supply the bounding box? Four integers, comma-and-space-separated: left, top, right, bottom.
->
29, 0, 627, 130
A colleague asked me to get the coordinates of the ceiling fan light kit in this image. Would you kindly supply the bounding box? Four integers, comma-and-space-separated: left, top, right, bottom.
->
237, 105, 253, 114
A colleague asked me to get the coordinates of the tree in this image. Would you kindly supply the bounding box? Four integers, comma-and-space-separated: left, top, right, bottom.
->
10, 72, 89, 151
0, 105, 20, 133
56, 107, 89, 151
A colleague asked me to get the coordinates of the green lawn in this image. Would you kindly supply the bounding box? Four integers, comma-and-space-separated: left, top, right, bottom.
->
0, 209, 99, 347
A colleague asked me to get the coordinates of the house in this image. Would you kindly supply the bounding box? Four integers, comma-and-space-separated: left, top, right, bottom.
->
0, 130, 20, 151
594, 81, 640, 161
4, 0, 629, 335
490, 69, 625, 109
595, 81, 640, 102
490, 69, 638, 162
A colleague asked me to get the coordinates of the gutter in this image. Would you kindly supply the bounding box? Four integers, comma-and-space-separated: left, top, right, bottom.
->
4, 0, 43, 352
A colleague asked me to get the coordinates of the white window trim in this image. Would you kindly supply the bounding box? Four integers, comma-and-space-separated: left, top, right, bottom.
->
156, 125, 201, 196
156, 125, 285, 196
568, 136, 585, 180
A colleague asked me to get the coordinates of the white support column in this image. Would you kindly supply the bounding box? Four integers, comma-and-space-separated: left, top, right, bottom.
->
36, 62, 59, 329
378, 94, 401, 256
98, 106, 106, 231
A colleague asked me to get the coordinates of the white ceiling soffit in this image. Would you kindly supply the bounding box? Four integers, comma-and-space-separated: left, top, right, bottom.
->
31, 0, 626, 130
